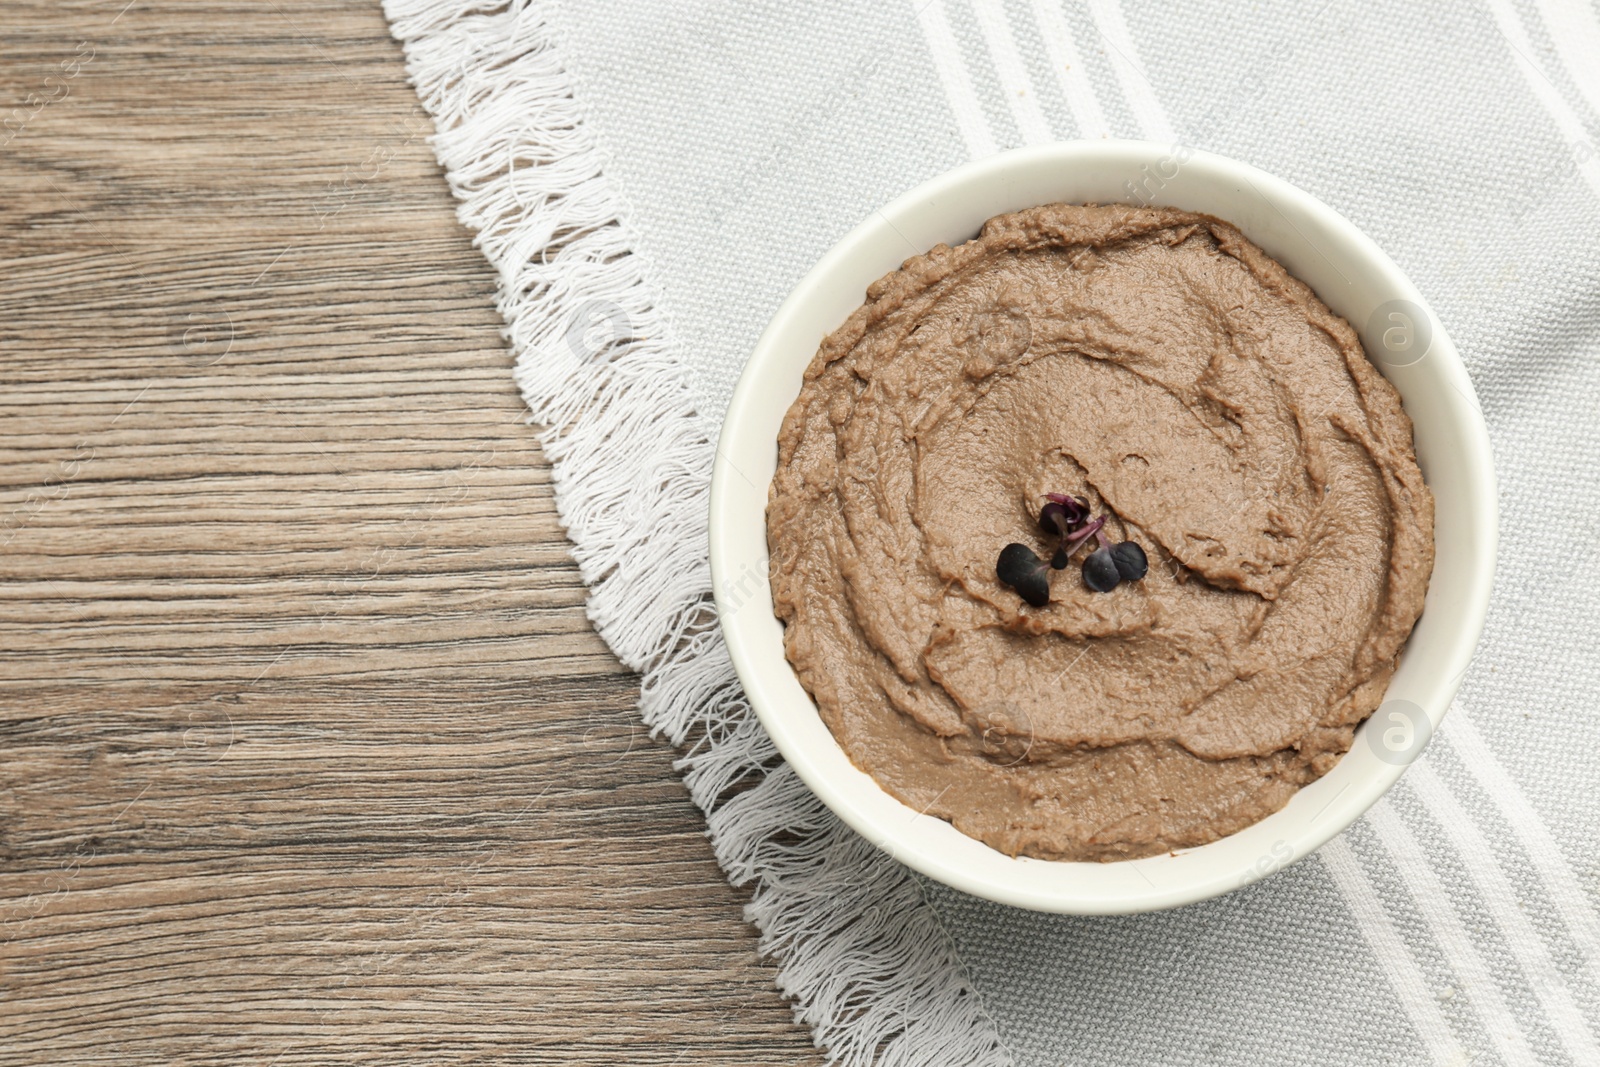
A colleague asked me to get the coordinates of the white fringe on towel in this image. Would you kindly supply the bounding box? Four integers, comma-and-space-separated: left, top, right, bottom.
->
381, 1, 1010, 1064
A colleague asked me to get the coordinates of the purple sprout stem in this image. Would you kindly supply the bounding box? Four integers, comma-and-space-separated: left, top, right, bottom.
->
1060, 515, 1105, 554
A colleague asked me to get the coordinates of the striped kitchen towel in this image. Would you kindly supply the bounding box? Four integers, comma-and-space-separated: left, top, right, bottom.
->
383, 0, 1600, 1063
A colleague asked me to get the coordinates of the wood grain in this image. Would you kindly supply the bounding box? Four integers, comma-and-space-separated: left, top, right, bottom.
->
0, 3, 820, 1063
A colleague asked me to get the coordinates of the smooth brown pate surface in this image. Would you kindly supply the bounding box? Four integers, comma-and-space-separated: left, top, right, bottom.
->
765, 203, 1434, 862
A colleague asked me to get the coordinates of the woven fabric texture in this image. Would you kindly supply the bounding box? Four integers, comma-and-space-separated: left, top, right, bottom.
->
387, 1, 1600, 1063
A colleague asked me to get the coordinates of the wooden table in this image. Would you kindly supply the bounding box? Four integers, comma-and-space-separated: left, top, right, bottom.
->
0, 3, 820, 1063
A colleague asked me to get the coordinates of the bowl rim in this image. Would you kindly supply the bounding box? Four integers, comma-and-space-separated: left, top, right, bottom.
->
709, 139, 1497, 914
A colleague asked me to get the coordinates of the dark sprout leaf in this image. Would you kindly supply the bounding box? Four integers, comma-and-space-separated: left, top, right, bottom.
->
1111, 540, 1148, 582
1044, 493, 1088, 527
1050, 545, 1068, 570
997, 543, 1051, 607
1039, 501, 1071, 536
1082, 545, 1122, 592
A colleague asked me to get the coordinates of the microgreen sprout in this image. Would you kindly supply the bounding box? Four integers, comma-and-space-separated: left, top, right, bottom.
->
996, 492, 1150, 603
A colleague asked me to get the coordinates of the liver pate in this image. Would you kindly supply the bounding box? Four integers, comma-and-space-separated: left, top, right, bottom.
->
766, 203, 1434, 861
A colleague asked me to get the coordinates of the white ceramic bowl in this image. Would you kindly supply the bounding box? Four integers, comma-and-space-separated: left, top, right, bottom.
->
709, 141, 1496, 915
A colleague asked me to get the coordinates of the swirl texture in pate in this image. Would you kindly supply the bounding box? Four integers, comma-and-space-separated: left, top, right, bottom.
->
766, 204, 1433, 861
